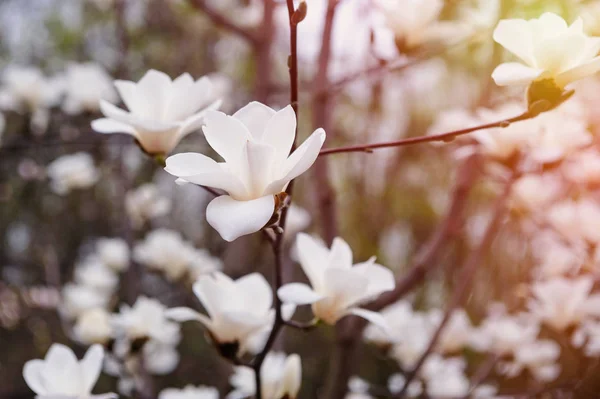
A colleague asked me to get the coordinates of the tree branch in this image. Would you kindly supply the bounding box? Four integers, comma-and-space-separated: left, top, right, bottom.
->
187, 0, 259, 45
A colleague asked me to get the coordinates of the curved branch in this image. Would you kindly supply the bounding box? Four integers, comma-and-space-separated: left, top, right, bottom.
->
188, 0, 259, 45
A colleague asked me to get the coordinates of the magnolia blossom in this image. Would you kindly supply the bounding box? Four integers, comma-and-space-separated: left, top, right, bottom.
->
509, 340, 561, 382
96, 238, 130, 272
46, 153, 100, 195
227, 352, 301, 399
62, 62, 118, 115
278, 233, 394, 328
159, 385, 219, 399
167, 272, 293, 355
0, 65, 63, 112
23, 344, 115, 399
125, 183, 172, 228
92, 69, 220, 155
61, 283, 111, 319
73, 308, 114, 345
74, 257, 119, 293
420, 355, 470, 398
528, 276, 597, 331
492, 12, 600, 88
164, 102, 326, 242
133, 229, 215, 281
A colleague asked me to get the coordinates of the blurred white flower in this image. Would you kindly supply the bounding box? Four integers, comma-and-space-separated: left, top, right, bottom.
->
74, 257, 119, 293
528, 276, 596, 331
278, 233, 394, 328
511, 173, 563, 211
159, 385, 219, 399
387, 373, 423, 397
46, 152, 99, 195
187, 249, 223, 281
364, 300, 414, 346
96, 238, 130, 272
283, 205, 311, 241
432, 308, 475, 354
62, 62, 118, 115
133, 229, 213, 281
469, 311, 540, 356
164, 102, 326, 242
125, 183, 172, 229
112, 296, 181, 346
23, 343, 115, 399
73, 308, 113, 345
0, 65, 63, 112
142, 340, 180, 375
61, 283, 111, 319
563, 149, 600, 184
227, 352, 301, 399
167, 272, 292, 355
92, 69, 220, 155
421, 355, 470, 398
509, 340, 561, 382
492, 13, 600, 88
548, 199, 600, 243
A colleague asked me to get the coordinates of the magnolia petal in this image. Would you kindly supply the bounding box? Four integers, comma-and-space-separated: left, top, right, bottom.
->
346, 308, 391, 335
328, 237, 353, 269
279, 354, 302, 399
164, 152, 246, 196
323, 268, 369, 310
264, 128, 326, 194
262, 105, 296, 166
282, 303, 297, 321
232, 101, 276, 139
165, 307, 207, 323
491, 62, 543, 86
556, 56, 600, 87
206, 195, 275, 242
80, 344, 104, 395
193, 273, 233, 319
44, 344, 78, 369
135, 70, 173, 117
493, 19, 535, 65
91, 393, 119, 399
91, 118, 136, 135
243, 140, 276, 197
100, 100, 175, 132
278, 283, 324, 305
113, 80, 145, 116
236, 273, 273, 311
352, 261, 395, 298
178, 99, 223, 139
23, 360, 47, 395
202, 110, 252, 166
295, 233, 330, 291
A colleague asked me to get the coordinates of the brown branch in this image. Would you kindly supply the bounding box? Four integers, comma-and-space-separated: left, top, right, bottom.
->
319, 112, 531, 156
187, 0, 258, 45
253, 0, 276, 102
395, 168, 519, 398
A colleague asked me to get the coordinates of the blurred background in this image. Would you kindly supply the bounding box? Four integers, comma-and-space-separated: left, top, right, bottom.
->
3, 0, 600, 398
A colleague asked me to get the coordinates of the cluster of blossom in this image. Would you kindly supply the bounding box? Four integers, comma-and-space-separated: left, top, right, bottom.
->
19, 7, 600, 399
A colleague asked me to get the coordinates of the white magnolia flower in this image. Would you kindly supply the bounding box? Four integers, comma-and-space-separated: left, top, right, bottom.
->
111, 296, 181, 346
167, 272, 292, 355
164, 102, 326, 242
528, 276, 595, 331
548, 199, 600, 243
492, 12, 600, 88
133, 229, 211, 281
0, 65, 63, 112
46, 153, 100, 195
61, 283, 111, 320
73, 308, 114, 345
388, 373, 423, 397
278, 233, 394, 328
125, 183, 172, 228
469, 311, 540, 356
510, 340, 561, 382
227, 352, 301, 399
62, 62, 118, 115
96, 238, 130, 272
92, 69, 220, 155
421, 355, 470, 398
74, 257, 119, 293
159, 385, 219, 399
142, 340, 180, 375
283, 205, 311, 241
187, 249, 224, 281
23, 343, 116, 399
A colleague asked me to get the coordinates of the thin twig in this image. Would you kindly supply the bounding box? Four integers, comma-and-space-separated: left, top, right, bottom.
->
460, 354, 500, 399
187, 0, 258, 45
395, 168, 519, 398
319, 112, 531, 156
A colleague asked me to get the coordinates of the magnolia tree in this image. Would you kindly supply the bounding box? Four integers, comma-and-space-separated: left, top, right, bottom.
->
4, 0, 600, 398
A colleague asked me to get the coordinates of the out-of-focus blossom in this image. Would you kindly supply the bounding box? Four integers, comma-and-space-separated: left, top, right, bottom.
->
96, 238, 130, 272
61, 283, 111, 319
548, 199, 600, 243
62, 62, 118, 115
73, 308, 113, 345
0, 65, 63, 112
167, 272, 291, 356
159, 385, 219, 399
500, 340, 561, 382
420, 355, 470, 397
46, 152, 99, 195
125, 183, 172, 228
469, 311, 540, 356
278, 233, 394, 328
511, 173, 563, 211
492, 13, 600, 89
23, 344, 116, 399
187, 249, 223, 281
563, 149, 600, 184
92, 69, 220, 155
283, 205, 311, 241
387, 373, 423, 397
227, 352, 301, 399
164, 103, 326, 242
111, 296, 181, 346
133, 229, 214, 281
74, 257, 119, 293
142, 340, 180, 375
528, 276, 597, 331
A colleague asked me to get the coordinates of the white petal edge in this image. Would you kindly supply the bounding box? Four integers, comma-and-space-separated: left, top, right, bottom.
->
278, 283, 324, 305
206, 195, 275, 242
80, 344, 104, 395
491, 62, 544, 86
346, 308, 392, 336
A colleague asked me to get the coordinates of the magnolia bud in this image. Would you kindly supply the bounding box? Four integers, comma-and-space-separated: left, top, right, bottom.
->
291, 2, 307, 25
